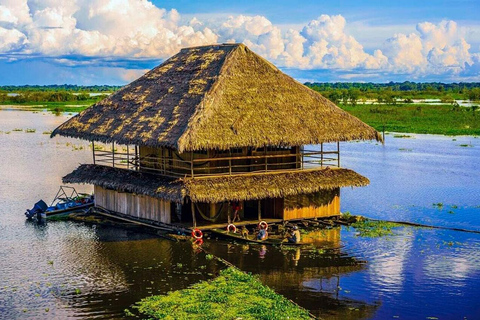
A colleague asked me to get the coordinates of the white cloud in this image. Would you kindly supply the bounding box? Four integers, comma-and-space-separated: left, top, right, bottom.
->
0, 0, 478, 80
0, 26, 27, 52
382, 20, 474, 76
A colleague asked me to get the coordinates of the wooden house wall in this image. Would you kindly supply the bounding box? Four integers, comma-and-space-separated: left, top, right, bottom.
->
283, 189, 340, 220
94, 185, 171, 224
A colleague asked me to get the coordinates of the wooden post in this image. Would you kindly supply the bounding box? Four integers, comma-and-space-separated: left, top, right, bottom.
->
135, 145, 138, 170
112, 142, 115, 168
229, 149, 232, 175
264, 147, 267, 172
258, 200, 261, 221
337, 141, 340, 167
320, 143, 323, 168
296, 146, 299, 169
163, 149, 166, 174
190, 151, 194, 177
92, 141, 96, 164
190, 201, 196, 228
301, 146, 304, 170
126, 144, 129, 169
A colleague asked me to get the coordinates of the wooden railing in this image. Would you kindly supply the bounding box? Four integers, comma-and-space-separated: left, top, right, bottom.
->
92, 144, 340, 178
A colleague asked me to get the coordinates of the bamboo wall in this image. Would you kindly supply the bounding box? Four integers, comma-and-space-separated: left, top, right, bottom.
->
283, 189, 340, 220
94, 186, 171, 223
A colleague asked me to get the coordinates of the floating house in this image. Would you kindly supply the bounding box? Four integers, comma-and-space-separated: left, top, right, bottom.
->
52, 43, 381, 230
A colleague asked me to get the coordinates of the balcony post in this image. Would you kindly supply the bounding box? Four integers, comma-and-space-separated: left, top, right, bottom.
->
321, 143, 323, 168
92, 141, 96, 164
126, 145, 129, 169
264, 147, 267, 172
229, 149, 232, 175
337, 141, 340, 167
135, 145, 138, 170
190, 151, 194, 177
112, 142, 115, 168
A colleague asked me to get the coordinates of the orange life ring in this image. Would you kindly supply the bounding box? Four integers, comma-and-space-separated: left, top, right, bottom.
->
191, 228, 203, 239
259, 221, 268, 230
227, 224, 237, 233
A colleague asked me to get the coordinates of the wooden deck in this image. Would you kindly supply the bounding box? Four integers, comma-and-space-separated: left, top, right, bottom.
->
173, 218, 284, 231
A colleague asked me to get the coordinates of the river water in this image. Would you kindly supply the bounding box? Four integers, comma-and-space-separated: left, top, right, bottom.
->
1, 109, 480, 319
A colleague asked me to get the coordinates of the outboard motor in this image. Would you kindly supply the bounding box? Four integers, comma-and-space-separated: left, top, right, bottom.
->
25, 200, 48, 220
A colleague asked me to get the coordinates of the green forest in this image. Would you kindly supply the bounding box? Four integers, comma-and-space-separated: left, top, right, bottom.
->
305, 82, 480, 105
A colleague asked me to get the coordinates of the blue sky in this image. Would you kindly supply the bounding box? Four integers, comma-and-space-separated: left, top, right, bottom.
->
0, 0, 478, 85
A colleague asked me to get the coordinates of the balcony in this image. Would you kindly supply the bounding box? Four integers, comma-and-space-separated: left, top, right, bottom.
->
92, 143, 340, 178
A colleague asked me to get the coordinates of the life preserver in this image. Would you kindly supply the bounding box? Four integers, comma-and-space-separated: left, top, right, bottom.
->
194, 238, 204, 245
259, 221, 268, 230
191, 228, 203, 239
226, 224, 237, 233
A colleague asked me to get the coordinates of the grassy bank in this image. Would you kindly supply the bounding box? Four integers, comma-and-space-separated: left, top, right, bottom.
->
130, 267, 312, 320
0, 101, 96, 114
340, 103, 480, 136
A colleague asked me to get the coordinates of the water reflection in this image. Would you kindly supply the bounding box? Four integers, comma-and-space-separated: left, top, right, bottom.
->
206, 227, 377, 319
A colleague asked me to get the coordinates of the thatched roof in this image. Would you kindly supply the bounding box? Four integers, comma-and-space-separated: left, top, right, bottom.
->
63, 164, 369, 203
52, 43, 381, 151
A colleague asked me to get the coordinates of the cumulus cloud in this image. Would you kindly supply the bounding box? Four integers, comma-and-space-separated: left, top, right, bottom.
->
382, 20, 474, 76
0, 0, 478, 81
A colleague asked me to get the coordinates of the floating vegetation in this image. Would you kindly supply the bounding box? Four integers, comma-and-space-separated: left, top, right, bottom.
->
42, 130, 52, 135
12, 128, 23, 131
459, 144, 473, 147
433, 203, 444, 209
351, 220, 401, 237
25, 128, 36, 133
131, 267, 311, 320
205, 254, 214, 261
393, 134, 413, 138
398, 148, 413, 151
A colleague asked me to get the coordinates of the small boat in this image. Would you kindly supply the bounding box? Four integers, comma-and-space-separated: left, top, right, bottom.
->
25, 186, 94, 220
209, 228, 304, 246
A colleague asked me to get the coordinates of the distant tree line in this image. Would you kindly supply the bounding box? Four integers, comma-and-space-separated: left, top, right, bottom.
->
0, 91, 109, 103
305, 81, 480, 105
0, 85, 121, 92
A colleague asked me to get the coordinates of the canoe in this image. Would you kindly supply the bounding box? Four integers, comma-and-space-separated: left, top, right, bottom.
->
209, 228, 304, 246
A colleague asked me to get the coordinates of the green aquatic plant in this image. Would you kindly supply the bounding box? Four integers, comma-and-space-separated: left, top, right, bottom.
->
205, 254, 214, 261
12, 128, 23, 131
351, 220, 401, 237
132, 267, 311, 320
25, 128, 36, 133
342, 211, 352, 219
433, 203, 444, 209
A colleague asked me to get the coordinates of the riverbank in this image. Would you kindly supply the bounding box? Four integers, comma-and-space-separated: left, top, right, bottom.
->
340, 103, 480, 136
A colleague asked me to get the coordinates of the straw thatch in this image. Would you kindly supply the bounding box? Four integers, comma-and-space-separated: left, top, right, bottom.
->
52, 43, 381, 152
63, 164, 185, 202
63, 164, 369, 203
